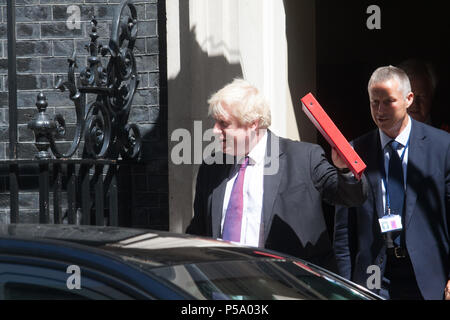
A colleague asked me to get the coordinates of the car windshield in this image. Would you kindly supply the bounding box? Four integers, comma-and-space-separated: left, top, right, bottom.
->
148, 259, 369, 300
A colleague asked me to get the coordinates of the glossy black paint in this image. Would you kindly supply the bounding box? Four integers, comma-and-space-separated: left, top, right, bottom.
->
0, 224, 382, 300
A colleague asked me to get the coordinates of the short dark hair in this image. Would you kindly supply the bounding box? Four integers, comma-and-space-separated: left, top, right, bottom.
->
398, 59, 436, 93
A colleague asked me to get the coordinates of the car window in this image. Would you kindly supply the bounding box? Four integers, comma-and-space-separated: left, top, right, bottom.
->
4, 283, 87, 300
0, 262, 139, 300
148, 259, 369, 300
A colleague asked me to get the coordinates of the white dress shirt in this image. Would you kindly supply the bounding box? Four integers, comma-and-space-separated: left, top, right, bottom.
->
220, 132, 267, 247
379, 116, 412, 215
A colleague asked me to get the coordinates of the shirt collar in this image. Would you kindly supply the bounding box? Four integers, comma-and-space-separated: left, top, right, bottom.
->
247, 130, 268, 165
379, 116, 412, 150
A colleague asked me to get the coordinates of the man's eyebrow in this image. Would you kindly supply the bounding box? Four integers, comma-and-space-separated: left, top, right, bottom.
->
216, 118, 228, 124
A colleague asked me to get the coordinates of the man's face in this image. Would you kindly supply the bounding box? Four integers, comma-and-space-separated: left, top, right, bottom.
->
369, 79, 413, 138
212, 103, 257, 156
407, 76, 433, 123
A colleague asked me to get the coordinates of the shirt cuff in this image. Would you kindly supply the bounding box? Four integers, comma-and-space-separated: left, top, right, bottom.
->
337, 168, 358, 183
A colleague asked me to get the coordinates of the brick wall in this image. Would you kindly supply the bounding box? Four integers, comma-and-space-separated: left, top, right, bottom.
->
0, 0, 168, 230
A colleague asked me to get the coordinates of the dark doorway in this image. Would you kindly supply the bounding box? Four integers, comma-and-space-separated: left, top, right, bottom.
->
315, 0, 450, 238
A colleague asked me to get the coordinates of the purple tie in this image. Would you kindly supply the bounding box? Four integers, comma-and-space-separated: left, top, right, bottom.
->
222, 157, 249, 242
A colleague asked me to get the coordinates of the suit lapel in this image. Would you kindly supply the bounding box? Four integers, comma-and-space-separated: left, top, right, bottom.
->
364, 130, 385, 219
404, 120, 426, 229
262, 131, 285, 241
211, 157, 235, 238
211, 180, 227, 238
210, 131, 285, 241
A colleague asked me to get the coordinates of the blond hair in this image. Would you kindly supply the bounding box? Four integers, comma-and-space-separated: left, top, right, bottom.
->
208, 79, 271, 129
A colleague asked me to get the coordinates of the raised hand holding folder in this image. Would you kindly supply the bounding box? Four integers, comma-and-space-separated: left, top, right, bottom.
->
301, 93, 366, 180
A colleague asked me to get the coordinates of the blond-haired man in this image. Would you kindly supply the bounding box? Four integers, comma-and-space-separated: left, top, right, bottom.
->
187, 79, 368, 272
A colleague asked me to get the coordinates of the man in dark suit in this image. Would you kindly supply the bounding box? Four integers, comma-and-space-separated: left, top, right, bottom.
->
334, 66, 450, 300
398, 59, 436, 125
398, 59, 449, 133
186, 79, 368, 272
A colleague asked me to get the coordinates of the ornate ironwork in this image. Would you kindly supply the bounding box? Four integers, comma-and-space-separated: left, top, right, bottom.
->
28, 0, 141, 160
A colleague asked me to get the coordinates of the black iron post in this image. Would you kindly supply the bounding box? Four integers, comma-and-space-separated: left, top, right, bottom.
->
7, 0, 17, 159
28, 93, 57, 160
7, 0, 19, 223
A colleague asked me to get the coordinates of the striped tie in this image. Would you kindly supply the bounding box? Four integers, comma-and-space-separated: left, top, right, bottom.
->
222, 157, 249, 242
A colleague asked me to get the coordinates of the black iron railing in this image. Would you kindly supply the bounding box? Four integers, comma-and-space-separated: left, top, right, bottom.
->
4, 159, 120, 225
6, 0, 142, 226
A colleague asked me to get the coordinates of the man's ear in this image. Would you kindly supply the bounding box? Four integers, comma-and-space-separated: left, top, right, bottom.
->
250, 120, 259, 131
406, 92, 414, 108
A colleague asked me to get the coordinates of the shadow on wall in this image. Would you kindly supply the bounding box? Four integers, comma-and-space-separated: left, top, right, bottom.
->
283, 0, 317, 144
167, 0, 242, 233
119, 0, 170, 229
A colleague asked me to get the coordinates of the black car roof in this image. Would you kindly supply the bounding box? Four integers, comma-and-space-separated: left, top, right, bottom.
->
0, 224, 150, 245
0, 224, 293, 267
0, 224, 382, 300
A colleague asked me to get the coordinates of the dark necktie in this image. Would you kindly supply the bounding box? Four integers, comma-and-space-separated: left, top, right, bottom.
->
222, 157, 249, 242
388, 140, 405, 246
387, 140, 405, 216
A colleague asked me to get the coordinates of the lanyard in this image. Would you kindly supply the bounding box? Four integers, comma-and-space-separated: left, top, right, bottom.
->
381, 136, 410, 215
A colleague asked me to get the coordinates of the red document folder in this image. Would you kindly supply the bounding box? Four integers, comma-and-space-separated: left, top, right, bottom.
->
301, 93, 366, 180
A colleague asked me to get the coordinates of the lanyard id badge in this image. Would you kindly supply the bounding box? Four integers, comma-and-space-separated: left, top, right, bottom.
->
378, 138, 409, 234
378, 214, 403, 233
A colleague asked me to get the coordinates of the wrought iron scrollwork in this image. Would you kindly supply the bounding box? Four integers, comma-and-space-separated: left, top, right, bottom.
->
28, 0, 141, 160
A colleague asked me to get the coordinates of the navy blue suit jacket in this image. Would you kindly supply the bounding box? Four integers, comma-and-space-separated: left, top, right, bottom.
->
334, 119, 450, 299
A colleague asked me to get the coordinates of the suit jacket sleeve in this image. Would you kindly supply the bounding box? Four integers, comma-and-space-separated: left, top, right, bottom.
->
334, 204, 354, 280
309, 144, 368, 207
186, 164, 208, 236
